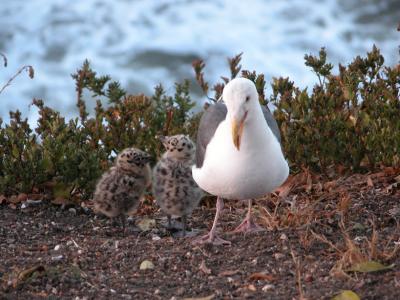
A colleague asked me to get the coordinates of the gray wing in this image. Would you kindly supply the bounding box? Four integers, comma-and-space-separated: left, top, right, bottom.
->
196, 102, 227, 168
195, 103, 281, 168
261, 105, 281, 143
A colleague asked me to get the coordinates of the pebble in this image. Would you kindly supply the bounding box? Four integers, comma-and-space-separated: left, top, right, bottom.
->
54, 245, 60, 251
152, 235, 161, 241
68, 208, 77, 215
26, 199, 43, 205
273, 253, 285, 260
139, 260, 154, 270
280, 233, 288, 240
51, 255, 63, 261
262, 284, 275, 292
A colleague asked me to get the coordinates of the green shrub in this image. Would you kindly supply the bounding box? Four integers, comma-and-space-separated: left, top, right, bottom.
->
0, 60, 199, 200
273, 46, 400, 171
194, 46, 400, 172
0, 46, 398, 201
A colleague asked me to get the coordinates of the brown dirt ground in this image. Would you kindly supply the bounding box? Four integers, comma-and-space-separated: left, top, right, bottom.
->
1, 170, 399, 300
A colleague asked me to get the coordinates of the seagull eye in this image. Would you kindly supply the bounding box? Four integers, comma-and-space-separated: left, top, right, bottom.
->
245, 96, 250, 102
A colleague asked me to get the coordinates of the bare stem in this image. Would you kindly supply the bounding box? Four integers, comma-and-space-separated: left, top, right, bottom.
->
290, 249, 306, 300
0, 65, 34, 94
0, 53, 7, 67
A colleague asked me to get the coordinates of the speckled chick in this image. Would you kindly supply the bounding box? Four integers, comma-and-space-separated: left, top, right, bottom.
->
93, 147, 152, 229
153, 134, 203, 235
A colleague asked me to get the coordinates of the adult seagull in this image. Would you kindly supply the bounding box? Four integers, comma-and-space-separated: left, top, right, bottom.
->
192, 77, 289, 245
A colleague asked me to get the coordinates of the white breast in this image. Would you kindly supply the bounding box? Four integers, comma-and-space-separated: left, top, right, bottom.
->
192, 114, 289, 200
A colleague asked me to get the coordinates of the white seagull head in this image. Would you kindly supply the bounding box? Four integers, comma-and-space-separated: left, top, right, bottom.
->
222, 77, 260, 150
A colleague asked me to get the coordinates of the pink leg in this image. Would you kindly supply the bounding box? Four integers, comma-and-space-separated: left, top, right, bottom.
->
231, 199, 264, 233
192, 197, 231, 245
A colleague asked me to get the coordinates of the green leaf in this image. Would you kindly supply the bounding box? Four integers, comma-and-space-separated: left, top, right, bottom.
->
332, 290, 360, 300
347, 261, 395, 273
52, 182, 71, 199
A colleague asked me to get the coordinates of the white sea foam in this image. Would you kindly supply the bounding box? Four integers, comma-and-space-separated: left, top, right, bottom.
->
0, 0, 398, 125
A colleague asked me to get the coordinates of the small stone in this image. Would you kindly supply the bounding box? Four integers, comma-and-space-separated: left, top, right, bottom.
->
273, 253, 284, 260
52, 255, 63, 261
68, 208, 77, 215
152, 235, 161, 241
140, 260, 155, 270
26, 199, 43, 204
280, 233, 288, 240
54, 245, 60, 251
154, 289, 160, 295
110, 289, 116, 294
262, 284, 275, 292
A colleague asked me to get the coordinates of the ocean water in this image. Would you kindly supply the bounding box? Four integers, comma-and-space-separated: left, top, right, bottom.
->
0, 0, 399, 124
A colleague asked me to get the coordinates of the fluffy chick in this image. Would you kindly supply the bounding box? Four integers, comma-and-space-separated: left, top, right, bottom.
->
93, 147, 152, 230
153, 134, 203, 235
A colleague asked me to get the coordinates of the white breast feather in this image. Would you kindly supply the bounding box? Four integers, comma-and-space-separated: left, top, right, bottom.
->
192, 113, 289, 200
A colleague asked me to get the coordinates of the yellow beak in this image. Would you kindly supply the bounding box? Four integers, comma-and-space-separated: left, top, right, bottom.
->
232, 112, 247, 150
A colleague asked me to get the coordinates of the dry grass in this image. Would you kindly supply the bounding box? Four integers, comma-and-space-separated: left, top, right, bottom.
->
255, 168, 400, 283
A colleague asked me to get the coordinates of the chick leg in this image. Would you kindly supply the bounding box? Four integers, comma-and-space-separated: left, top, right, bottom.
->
167, 215, 172, 229
182, 214, 187, 237
120, 214, 127, 234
